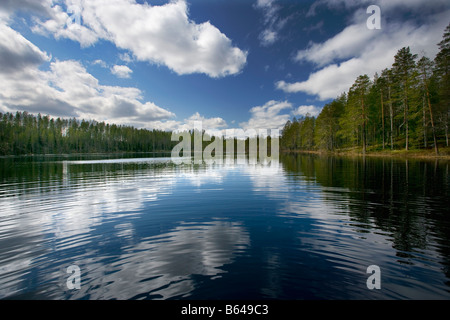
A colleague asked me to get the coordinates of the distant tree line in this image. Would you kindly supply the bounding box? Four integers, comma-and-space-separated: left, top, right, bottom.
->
0, 111, 279, 157
0, 112, 176, 155
281, 23, 450, 155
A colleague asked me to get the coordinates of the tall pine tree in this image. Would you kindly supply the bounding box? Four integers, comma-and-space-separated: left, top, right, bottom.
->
392, 47, 418, 151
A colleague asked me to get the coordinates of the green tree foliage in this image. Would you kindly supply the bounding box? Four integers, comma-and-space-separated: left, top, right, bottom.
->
280, 116, 315, 151
417, 56, 439, 154
281, 23, 450, 154
392, 46, 418, 150
349, 74, 372, 153
0, 112, 176, 155
315, 94, 346, 151
434, 23, 450, 146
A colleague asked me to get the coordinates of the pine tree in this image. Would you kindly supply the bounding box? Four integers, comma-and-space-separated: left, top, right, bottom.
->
374, 73, 386, 149
380, 68, 395, 150
417, 56, 439, 154
392, 47, 418, 151
434, 23, 450, 146
349, 75, 372, 154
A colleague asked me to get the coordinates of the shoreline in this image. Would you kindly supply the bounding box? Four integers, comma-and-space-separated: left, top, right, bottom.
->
282, 148, 450, 160
0, 151, 173, 159
2, 149, 450, 161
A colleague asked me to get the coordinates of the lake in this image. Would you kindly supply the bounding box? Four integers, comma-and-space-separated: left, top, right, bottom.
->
0, 153, 449, 300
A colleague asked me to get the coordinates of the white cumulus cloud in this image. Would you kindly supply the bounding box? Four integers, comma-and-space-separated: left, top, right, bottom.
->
293, 105, 321, 118
111, 65, 133, 79
31, 0, 248, 78
240, 100, 292, 131
0, 22, 51, 74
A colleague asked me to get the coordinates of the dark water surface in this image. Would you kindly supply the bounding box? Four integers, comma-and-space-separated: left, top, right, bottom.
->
0, 153, 449, 300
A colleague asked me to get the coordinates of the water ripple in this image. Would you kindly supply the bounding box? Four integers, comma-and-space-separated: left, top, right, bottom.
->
0, 155, 449, 299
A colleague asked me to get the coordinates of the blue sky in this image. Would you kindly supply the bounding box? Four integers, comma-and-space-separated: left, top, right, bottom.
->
0, 0, 449, 132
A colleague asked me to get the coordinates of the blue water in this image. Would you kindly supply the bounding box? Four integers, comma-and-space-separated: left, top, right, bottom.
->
0, 153, 449, 299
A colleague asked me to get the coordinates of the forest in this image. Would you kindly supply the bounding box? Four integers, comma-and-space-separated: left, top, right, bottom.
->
0, 112, 176, 155
280, 24, 449, 155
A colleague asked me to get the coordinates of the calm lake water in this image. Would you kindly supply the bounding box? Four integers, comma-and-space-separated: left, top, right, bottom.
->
0, 153, 449, 300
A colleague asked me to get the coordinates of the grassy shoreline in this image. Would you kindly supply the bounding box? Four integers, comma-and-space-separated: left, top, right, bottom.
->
282, 147, 450, 160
